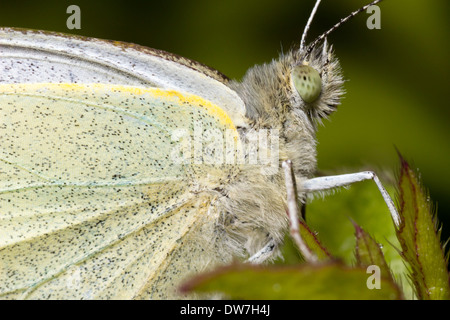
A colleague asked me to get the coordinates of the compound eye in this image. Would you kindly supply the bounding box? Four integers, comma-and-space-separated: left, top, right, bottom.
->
291, 64, 322, 103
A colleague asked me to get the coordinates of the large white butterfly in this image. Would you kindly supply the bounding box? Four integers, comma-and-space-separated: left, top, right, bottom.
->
0, 0, 397, 299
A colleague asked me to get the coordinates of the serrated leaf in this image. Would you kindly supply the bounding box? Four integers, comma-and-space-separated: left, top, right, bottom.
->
306, 174, 412, 296
277, 221, 333, 264
181, 262, 402, 300
306, 177, 402, 265
353, 222, 393, 282
299, 221, 332, 261
395, 155, 450, 300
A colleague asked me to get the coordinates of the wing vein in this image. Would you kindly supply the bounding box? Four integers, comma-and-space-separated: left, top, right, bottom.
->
16, 196, 193, 299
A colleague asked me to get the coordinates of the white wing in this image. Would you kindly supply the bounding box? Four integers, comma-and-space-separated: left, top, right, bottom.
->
0, 28, 247, 127
0, 83, 242, 299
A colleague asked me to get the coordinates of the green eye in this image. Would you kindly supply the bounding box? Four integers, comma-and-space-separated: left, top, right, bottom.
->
291, 65, 322, 103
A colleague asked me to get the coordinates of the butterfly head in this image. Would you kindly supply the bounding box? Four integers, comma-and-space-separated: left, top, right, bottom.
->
289, 0, 384, 122
229, 0, 381, 178
234, 0, 383, 130
289, 39, 344, 122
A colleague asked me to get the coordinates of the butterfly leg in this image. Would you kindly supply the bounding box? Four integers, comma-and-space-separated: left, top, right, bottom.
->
246, 239, 277, 264
282, 160, 319, 262
247, 160, 320, 264
247, 164, 400, 264
302, 171, 400, 227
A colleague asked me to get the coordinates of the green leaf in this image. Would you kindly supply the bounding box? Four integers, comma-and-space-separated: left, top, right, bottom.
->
395, 155, 450, 300
353, 222, 394, 282
305, 175, 411, 296
277, 221, 333, 265
306, 177, 400, 262
299, 220, 332, 261
181, 262, 402, 300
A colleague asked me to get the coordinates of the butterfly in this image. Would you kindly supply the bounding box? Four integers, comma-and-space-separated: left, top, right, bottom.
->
0, 0, 398, 299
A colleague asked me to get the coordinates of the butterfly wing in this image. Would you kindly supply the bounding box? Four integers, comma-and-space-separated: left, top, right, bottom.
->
0, 28, 247, 127
0, 83, 242, 299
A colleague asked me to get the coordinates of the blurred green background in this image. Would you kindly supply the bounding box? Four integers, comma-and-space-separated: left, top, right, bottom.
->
1, 0, 448, 242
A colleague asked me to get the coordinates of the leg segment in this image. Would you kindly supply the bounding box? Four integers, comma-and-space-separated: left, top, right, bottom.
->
302, 171, 400, 226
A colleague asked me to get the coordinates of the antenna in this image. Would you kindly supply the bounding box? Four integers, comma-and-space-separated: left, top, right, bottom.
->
300, 0, 322, 52
303, 0, 384, 57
